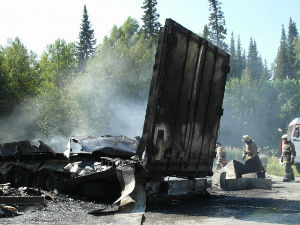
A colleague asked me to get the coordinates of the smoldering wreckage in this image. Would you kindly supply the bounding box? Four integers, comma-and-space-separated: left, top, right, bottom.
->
0, 19, 269, 223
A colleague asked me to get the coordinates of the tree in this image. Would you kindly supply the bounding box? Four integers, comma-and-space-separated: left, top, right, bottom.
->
287, 17, 299, 50
235, 35, 246, 79
40, 39, 77, 88
262, 59, 271, 81
247, 37, 263, 79
77, 4, 96, 70
287, 17, 299, 79
274, 25, 289, 80
207, 0, 227, 50
220, 72, 299, 148
202, 25, 210, 40
228, 32, 238, 79
141, 0, 161, 39
293, 37, 300, 80
67, 17, 156, 136
0, 38, 40, 115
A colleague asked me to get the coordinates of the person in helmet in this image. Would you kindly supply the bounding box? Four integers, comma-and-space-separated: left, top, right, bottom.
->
281, 134, 296, 182
215, 142, 227, 170
242, 135, 258, 160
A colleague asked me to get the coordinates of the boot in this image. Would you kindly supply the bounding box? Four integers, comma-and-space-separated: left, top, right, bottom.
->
290, 173, 295, 181
283, 174, 291, 182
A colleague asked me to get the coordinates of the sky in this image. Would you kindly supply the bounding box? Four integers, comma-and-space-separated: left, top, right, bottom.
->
0, 0, 299, 64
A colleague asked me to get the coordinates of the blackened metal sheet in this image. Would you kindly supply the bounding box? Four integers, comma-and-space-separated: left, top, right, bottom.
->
70, 136, 137, 158
137, 19, 230, 178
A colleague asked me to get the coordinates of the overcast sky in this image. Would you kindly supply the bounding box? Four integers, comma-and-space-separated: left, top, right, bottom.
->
0, 0, 299, 64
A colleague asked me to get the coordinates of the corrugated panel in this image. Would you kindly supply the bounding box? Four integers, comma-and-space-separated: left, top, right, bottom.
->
137, 19, 230, 178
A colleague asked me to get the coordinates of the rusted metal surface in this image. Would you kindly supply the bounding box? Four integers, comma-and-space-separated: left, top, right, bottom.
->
137, 19, 230, 178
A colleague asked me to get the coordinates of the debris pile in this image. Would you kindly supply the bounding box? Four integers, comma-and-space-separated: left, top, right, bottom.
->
212, 156, 272, 190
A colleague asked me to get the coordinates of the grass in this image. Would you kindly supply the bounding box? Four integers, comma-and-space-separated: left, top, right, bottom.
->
266, 156, 299, 177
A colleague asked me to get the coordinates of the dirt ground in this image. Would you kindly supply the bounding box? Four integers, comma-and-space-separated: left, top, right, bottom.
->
1, 175, 299, 225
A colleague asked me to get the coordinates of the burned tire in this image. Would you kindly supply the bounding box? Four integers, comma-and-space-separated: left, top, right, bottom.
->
37, 169, 67, 192
296, 164, 300, 174
37, 169, 56, 191
7, 167, 24, 187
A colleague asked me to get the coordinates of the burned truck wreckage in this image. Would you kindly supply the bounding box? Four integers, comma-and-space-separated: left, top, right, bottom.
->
0, 19, 230, 216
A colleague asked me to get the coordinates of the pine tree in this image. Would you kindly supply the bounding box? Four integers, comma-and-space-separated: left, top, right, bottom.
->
287, 17, 299, 79
141, 0, 161, 38
202, 25, 210, 40
262, 59, 271, 80
229, 32, 236, 57
247, 37, 263, 79
288, 17, 299, 48
274, 25, 289, 80
228, 32, 238, 78
207, 0, 227, 50
236, 35, 246, 79
77, 5, 96, 70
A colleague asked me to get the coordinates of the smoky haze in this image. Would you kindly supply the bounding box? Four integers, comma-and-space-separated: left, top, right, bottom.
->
0, 50, 152, 153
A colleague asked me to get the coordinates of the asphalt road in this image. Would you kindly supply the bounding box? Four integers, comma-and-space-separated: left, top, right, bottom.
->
1, 175, 299, 224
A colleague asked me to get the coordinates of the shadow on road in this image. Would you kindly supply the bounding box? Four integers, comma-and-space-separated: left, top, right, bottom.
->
146, 194, 300, 224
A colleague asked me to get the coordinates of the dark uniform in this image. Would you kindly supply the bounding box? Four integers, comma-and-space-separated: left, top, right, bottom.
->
281, 140, 296, 182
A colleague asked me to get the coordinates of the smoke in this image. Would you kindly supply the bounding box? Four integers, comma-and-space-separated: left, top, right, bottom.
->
0, 49, 152, 153
0, 98, 38, 143
218, 77, 299, 150
109, 100, 147, 138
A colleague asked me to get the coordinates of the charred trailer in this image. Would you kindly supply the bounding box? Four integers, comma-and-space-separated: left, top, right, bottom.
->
137, 19, 230, 181
112, 19, 231, 210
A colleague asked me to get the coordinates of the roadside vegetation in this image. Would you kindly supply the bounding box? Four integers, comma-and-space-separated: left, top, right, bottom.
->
0, 0, 299, 153
266, 156, 300, 177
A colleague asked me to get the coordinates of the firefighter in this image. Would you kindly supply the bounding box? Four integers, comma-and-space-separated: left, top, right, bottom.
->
242, 135, 258, 160
281, 134, 296, 182
215, 143, 227, 170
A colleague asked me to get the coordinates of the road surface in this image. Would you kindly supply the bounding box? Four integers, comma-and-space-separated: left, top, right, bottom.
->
1, 175, 299, 224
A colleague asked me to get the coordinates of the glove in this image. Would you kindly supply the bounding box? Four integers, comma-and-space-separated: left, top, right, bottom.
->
291, 157, 295, 165
280, 156, 283, 163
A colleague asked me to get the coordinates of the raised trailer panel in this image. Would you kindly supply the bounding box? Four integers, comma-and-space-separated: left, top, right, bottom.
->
137, 19, 230, 178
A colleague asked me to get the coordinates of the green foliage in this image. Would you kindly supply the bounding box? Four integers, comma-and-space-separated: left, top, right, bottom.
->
141, 0, 161, 39
247, 38, 263, 79
77, 4, 96, 70
228, 32, 239, 79
0, 38, 41, 116
274, 19, 299, 80
207, 0, 227, 50
274, 25, 290, 80
33, 87, 82, 137
40, 39, 77, 88
66, 17, 156, 135
225, 148, 243, 162
266, 157, 299, 177
0, 13, 298, 154
202, 25, 210, 41
220, 73, 299, 149
293, 38, 300, 80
